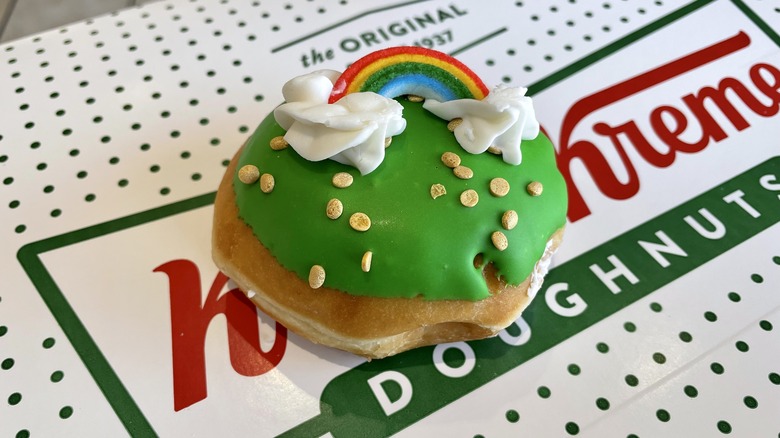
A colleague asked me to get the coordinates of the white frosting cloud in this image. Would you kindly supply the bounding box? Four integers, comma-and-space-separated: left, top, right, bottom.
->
273, 70, 406, 175
423, 84, 540, 165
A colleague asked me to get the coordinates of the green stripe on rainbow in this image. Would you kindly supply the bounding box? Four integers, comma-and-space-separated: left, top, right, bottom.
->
329, 46, 489, 103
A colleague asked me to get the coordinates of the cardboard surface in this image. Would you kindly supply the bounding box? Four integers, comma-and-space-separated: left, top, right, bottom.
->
1, 1, 779, 436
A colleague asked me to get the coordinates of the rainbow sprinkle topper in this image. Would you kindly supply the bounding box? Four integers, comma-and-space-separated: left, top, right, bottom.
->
329, 46, 490, 104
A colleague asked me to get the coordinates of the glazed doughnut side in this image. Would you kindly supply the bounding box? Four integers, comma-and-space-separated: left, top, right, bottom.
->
232, 100, 567, 301
212, 151, 565, 358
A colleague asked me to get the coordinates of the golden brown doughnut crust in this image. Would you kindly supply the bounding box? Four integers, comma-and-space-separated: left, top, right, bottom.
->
212, 148, 564, 358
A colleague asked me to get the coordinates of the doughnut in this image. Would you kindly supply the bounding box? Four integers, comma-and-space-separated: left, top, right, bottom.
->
212, 47, 568, 359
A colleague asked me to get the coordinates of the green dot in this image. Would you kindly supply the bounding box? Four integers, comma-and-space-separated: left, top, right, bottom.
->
59, 405, 73, 419
85, 193, 96, 202
150, 165, 160, 173
42, 337, 55, 348
7, 390, 21, 406
711, 362, 725, 375
51, 370, 64, 382
679, 331, 693, 342
37, 162, 47, 171
15, 225, 26, 234
735, 341, 749, 352
704, 311, 717, 322
77, 171, 87, 179
751, 274, 763, 283
625, 374, 639, 387
221, 159, 230, 167
537, 386, 551, 398
239, 125, 249, 133
9, 200, 20, 209
140, 143, 150, 151
773, 256, 780, 265
161, 111, 170, 118
3, 177, 13, 185
652, 352, 666, 364
649, 302, 662, 312
627, 435, 639, 438
684, 385, 698, 397
623, 322, 636, 332
656, 409, 670, 422
0, 326, 7, 336
505, 409, 519, 423
568, 364, 581, 375
717, 420, 731, 434
227, 105, 237, 113
769, 372, 780, 384
199, 118, 209, 125
191, 173, 202, 181
101, 135, 111, 143
210, 138, 220, 146
50, 209, 61, 218
759, 320, 773, 331
16, 429, 29, 438
743, 396, 758, 408
2, 358, 14, 370
118, 179, 128, 187
160, 187, 170, 195
565, 421, 579, 435
30, 141, 40, 149
131, 123, 141, 130
69, 149, 79, 156
727, 292, 740, 302
181, 151, 191, 159
109, 156, 119, 165
595, 397, 610, 410
596, 342, 609, 353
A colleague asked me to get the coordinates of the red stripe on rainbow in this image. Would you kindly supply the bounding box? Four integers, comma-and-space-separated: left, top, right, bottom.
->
329, 46, 489, 103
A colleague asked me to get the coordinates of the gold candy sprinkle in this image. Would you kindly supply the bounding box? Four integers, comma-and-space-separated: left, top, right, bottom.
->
326, 198, 343, 219
361, 251, 373, 272
259, 173, 275, 193
270, 136, 288, 150
491, 231, 508, 251
309, 265, 325, 289
407, 94, 424, 102
441, 151, 461, 168
430, 183, 447, 199
332, 172, 353, 188
349, 212, 371, 231
453, 165, 473, 180
460, 189, 479, 207
447, 118, 463, 132
238, 165, 260, 184
489, 177, 510, 197
527, 181, 543, 196
385, 137, 392, 148
487, 146, 502, 155
502, 210, 518, 230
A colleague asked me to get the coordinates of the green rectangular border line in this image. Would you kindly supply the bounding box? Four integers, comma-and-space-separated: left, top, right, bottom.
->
15, 0, 780, 436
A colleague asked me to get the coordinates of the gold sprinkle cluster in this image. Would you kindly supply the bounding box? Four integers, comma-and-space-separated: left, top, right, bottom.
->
431, 133, 548, 253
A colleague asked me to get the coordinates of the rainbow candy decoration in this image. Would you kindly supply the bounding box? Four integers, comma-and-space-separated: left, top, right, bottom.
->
328, 46, 489, 104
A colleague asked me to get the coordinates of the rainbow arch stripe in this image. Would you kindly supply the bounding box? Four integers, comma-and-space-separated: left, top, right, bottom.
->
328, 46, 489, 104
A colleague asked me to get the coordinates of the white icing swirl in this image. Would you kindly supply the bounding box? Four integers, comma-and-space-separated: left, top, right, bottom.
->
423, 84, 540, 165
273, 70, 406, 175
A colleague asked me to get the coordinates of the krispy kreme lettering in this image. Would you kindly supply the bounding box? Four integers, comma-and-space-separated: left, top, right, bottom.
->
558, 31, 780, 222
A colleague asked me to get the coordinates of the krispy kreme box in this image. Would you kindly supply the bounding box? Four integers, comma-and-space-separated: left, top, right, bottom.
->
1, 1, 779, 437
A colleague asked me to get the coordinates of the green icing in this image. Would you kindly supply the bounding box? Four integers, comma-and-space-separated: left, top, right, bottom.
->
234, 100, 567, 301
